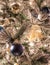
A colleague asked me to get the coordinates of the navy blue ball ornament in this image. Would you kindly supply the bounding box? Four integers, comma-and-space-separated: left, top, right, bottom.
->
10, 44, 23, 56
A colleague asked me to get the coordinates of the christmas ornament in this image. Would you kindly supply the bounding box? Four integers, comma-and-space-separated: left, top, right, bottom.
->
27, 25, 44, 42
10, 44, 23, 56
41, 6, 49, 13
0, 26, 4, 31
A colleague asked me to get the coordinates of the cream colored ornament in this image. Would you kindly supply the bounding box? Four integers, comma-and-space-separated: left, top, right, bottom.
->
14, 63, 19, 65
27, 25, 44, 42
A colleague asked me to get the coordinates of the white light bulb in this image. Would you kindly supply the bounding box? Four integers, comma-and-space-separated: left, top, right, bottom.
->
10, 45, 14, 50
37, 14, 42, 20
29, 1, 32, 5
29, 42, 34, 47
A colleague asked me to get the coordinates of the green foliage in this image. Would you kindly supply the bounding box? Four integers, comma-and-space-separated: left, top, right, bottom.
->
35, 0, 44, 8
22, 42, 28, 46
32, 60, 43, 65
39, 47, 50, 54
0, 53, 3, 59
19, 13, 27, 20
